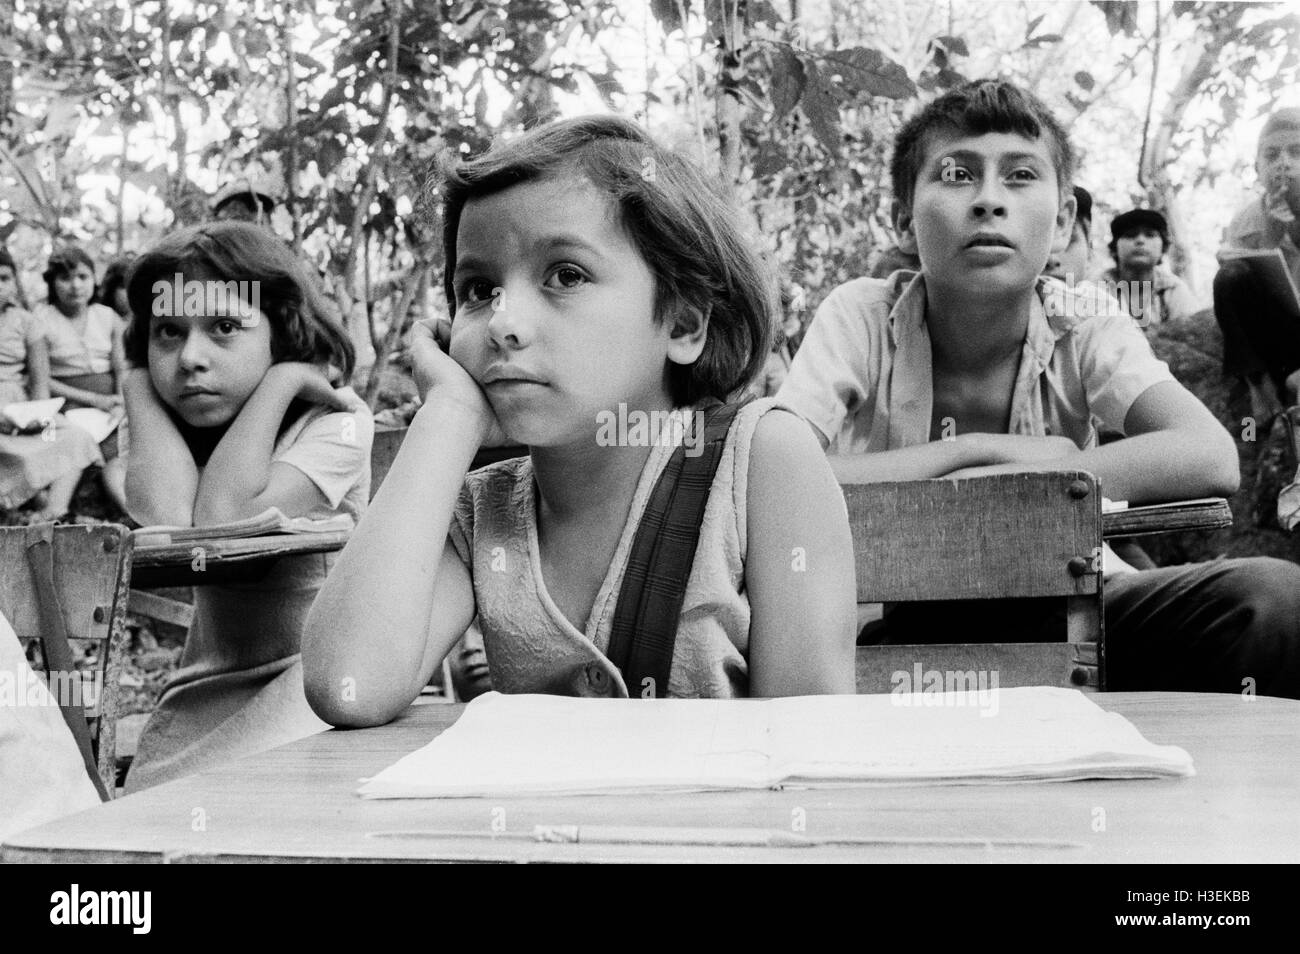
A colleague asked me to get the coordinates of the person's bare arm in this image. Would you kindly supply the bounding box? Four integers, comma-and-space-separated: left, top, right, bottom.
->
109, 320, 128, 396
47, 377, 121, 412
191, 363, 359, 525
303, 319, 496, 727
824, 429, 1080, 484
123, 369, 199, 526
946, 381, 1239, 503
23, 333, 51, 401
746, 411, 857, 696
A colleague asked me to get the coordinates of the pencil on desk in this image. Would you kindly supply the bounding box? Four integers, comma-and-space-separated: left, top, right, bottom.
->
368, 826, 1087, 850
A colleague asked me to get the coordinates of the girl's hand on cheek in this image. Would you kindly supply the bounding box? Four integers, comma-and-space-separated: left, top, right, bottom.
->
410, 319, 504, 439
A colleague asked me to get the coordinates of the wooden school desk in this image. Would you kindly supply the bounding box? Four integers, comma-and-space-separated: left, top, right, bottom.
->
4, 692, 1297, 864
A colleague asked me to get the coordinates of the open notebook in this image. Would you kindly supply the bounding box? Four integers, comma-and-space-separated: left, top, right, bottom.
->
358, 687, 1194, 798
132, 506, 354, 547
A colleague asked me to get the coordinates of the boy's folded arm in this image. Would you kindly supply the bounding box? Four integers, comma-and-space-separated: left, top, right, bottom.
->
303, 396, 481, 727
745, 411, 857, 696
824, 432, 1053, 483
1074, 380, 1239, 504
947, 382, 1239, 504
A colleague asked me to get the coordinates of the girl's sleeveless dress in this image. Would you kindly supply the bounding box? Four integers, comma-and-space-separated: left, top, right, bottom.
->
449, 398, 793, 699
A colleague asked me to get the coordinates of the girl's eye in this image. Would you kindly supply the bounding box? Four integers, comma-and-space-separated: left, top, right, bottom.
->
152, 323, 181, 341
545, 266, 588, 290
1007, 168, 1038, 182
213, 319, 241, 336
460, 279, 496, 305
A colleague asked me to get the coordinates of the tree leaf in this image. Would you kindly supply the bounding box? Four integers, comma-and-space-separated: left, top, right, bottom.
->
815, 46, 916, 100
1026, 14, 1045, 38
934, 34, 969, 57
771, 47, 805, 117
1074, 70, 1095, 91
798, 60, 841, 158
1091, 0, 1139, 36
649, 0, 684, 34
1020, 33, 1062, 48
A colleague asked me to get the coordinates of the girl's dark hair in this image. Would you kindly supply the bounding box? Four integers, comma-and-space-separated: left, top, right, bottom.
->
0, 248, 30, 310
43, 246, 96, 305
434, 114, 777, 406
123, 221, 354, 376
96, 254, 136, 312
890, 79, 1075, 215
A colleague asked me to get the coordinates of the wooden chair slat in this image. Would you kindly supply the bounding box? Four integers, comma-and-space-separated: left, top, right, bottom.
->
0, 524, 133, 796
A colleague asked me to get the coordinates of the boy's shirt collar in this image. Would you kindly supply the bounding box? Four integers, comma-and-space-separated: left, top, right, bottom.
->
883, 271, 1081, 447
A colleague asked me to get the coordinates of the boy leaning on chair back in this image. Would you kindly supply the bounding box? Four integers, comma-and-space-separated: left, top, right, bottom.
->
777, 78, 1300, 699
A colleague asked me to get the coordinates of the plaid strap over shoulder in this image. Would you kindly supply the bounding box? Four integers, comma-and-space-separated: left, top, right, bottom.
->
605, 398, 751, 698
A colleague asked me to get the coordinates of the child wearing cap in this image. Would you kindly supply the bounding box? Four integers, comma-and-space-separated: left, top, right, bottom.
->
1213, 106, 1300, 425
1097, 208, 1198, 329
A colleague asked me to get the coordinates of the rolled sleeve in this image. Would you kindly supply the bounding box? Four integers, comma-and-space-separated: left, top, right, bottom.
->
777, 279, 880, 446
1077, 314, 1176, 434
275, 404, 375, 509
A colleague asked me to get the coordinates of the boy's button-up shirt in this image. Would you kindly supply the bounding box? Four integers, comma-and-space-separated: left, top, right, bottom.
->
777, 270, 1175, 455
1220, 195, 1300, 289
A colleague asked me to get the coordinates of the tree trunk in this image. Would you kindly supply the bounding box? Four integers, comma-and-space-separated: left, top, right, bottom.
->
1138, 5, 1246, 290
116, 116, 128, 253
0, 0, 13, 146
159, 6, 189, 225
363, 262, 431, 406
282, 1, 302, 253
715, 0, 747, 189
336, 0, 402, 327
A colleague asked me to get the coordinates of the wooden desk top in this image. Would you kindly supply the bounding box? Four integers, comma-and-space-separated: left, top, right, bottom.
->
1101, 498, 1233, 538
5, 692, 1297, 864
129, 532, 351, 588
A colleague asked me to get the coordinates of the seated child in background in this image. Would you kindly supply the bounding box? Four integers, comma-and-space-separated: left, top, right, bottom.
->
0, 249, 102, 520
1097, 208, 1199, 329
778, 79, 1300, 698
122, 222, 373, 791
95, 254, 136, 320
447, 622, 493, 702
1213, 107, 1300, 425
1043, 185, 1094, 286
304, 115, 857, 728
34, 246, 129, 513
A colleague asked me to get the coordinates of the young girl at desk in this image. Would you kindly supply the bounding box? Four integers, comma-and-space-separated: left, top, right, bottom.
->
121, 222, 373, 790
34, 246, 130, 513
304, 115, 856, 727
0, 250, 102, 519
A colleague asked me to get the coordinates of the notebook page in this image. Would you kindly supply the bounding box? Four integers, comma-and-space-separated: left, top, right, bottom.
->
765, 688, 1193, 784
358, 693, 771, 798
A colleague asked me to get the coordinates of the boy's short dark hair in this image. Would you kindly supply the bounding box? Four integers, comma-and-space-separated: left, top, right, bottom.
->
432, 114, 777, 406
889, 79, 1075, 215
1260, 107, 1300, 142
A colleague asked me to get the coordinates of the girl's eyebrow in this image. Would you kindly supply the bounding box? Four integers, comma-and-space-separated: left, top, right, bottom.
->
454, 235, 608, 279
532, 235, 607, 260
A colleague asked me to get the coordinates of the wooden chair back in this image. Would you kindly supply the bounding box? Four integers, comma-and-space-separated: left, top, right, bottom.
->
0, 523, 134, 795
845, 471, 1104, 692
